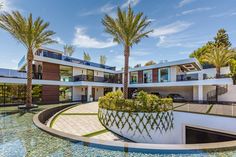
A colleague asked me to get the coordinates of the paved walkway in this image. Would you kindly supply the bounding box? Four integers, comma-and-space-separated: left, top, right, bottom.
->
49, 102, 127, 141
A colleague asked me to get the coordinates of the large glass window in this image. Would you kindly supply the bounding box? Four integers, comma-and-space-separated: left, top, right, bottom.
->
87, 69, 94, 81
59, 86, 72, 102
130, 72, 138, 84
104, 73, 115, 83
60, 66, 73, 82
158, 68, 170, 82
0, 84, 41, 105
143, 70, 152, 83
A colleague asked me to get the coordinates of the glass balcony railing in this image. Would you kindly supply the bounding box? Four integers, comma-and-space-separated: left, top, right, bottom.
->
176, 73, 198, 81
36, 50, 116, 71
0, 68, 43, 80
73, 75, 120, 83
0, 68, 27, 79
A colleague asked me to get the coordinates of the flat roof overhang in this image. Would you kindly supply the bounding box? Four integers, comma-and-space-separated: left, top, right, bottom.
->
116, 58, 202, 73
129, 78, 233, 88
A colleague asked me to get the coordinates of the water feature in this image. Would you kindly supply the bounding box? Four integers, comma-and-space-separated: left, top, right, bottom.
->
1, 105, 236, 156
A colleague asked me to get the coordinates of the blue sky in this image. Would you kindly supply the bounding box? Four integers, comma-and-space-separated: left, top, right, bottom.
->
0, 0, 236, 70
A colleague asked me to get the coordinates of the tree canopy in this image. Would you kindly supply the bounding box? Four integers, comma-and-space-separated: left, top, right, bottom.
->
144, 60, 156, 66
189, 28, 233, 68
63, 44, 75, 56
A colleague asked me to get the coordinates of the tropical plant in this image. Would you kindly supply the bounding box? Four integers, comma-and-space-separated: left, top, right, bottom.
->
230, 59, 236, 84
190, 29, 232, 67
102, 6, 152, 98
100, 55, 107, 65
0, 11, 56, 108
144, 60, 156, 66
63, 44, 75, 56
83, 51, 91, 61
202, 45, 235, 78
189, 42, 211, 64
98, 90, 173, 112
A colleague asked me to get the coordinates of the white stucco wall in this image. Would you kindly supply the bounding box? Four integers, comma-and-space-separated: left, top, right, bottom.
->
73, 67, 87, 76
219, 85, 236, 102
170, 66, 177, 82
94, 87, 104, 101
100, 109, 236, 144
72, 86, 86, 101
94, 70, 104, 77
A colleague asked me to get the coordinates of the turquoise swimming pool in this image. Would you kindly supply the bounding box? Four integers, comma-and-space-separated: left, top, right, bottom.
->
1, 105, 236, 157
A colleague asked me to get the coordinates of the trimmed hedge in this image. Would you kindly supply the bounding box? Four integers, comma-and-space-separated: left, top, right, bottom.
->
98, 90, 173, 112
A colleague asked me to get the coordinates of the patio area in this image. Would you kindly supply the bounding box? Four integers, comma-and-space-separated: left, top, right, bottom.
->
49, 102, 128, 141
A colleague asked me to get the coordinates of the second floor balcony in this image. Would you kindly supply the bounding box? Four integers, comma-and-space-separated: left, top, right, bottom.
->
177, 73, 199, 81
73, 75, 121, 84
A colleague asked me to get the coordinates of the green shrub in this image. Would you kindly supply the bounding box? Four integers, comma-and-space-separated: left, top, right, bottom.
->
98, 90, 173, 112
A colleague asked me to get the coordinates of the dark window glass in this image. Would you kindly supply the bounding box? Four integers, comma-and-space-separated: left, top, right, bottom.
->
87, 70, 94, 81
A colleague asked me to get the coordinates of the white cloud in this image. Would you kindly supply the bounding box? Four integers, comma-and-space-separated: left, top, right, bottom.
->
0, 0, 16, 12
81, 0, 140, 17
53, 37, 65, 45
121, 0, 140, 9
150, 21, 193, 37
100, 3, 116, 13
179, 51, 191, 55
210, 10, 236, 18
177, 0, 195, 8
156, 34, 205, 48
178, 7, 212, 16
72, 26, 117, 49
113, 54, 148, 69
132, 50, 150, 56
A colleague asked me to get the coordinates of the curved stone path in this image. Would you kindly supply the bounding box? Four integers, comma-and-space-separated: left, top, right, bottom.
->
48, 102, 127, 141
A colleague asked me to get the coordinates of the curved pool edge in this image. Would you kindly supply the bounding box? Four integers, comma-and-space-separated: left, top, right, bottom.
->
33, 104, 236, 153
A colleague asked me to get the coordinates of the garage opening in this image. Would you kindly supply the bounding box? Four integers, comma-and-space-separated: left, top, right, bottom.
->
186, 126, 236, 144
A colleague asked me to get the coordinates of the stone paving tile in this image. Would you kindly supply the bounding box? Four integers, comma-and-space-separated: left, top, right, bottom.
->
174, 103, 210, 113
53, 115, 105, 136
64, 102, 98, 114
209, 104, 236, 117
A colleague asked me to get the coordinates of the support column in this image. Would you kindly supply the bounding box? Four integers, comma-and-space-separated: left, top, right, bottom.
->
112, 86, 116, 92
87, 86, 92, 102
118, 87, 121, 91
198, 85, 203, 103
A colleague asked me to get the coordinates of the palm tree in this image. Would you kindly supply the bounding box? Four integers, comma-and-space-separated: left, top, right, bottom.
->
100, 55, 107, 65
83, 51, 91, 61
0, 11, 56, 108
202, 45, 235, 78
63, 44, 75, 56
102, 6, 152, 98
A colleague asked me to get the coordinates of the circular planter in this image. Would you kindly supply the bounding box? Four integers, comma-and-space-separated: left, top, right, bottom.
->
98, 108, 174, 143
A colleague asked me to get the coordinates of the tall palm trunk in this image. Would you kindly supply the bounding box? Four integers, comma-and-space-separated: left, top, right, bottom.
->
215, 67, 221, 103
216, 67, 221, 78
26, 49, 34, 107
123, 45, 130, 99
